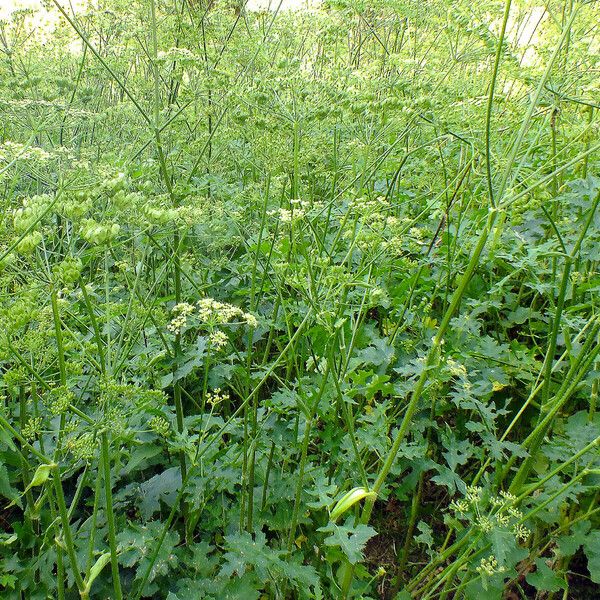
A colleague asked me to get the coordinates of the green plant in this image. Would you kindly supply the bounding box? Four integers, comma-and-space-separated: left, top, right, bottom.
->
0, 0, 599, 598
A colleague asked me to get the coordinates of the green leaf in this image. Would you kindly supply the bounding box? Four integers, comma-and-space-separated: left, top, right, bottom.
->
0, 465, 21, 507
489, 529, 528, 571
557, 520, 591, 557
221, 573, 262, 599
583, 532, 600, 584
490, 529, 513, 568
431, 464, 466, 495
318, 521, 376, 564
117, 522, 179, 583
555, 521, 600, 583
441, 428, 473, 471
280, 559, 321, 594
0, 533, 18, 545
218, 530, 320, 594
414, 521, 433, 550
464, 571, 505, 600
526, 558, 566, 592
173, 337, 207, 383
0, 574, 17, 589
122, 443, 162, 475
138, 467, 181, 519
306, 472, 338, 509
0, 427, 17, 451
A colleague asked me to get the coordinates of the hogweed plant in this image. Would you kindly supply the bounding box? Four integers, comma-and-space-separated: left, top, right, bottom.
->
0, 0, 599, 598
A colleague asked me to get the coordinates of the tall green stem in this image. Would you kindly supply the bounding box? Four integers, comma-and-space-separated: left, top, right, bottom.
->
101, 432, 123, 600
53, 465, 85, 594
485, 0, 512, 208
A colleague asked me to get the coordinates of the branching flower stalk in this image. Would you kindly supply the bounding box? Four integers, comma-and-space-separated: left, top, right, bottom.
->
149, 0, 189, 536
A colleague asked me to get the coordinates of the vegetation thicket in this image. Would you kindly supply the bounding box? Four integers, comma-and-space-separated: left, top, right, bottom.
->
0, 0, 599, 598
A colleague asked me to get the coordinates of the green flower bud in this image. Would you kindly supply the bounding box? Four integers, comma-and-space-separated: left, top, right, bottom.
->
48, 386, 74, 416
16, 231, 43, 254
53, 256, 83, 285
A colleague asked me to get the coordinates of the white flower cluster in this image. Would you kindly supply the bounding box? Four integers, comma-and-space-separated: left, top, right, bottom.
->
156, 47, 200, 64
13, 194, 53, 232
0, 141, 51, 162
65, 432, 96, 462
409, 226, 424, 240
209, 330, 228, 350
21, 417, 43, 441
466, 485, 482, 503
167, 299, 258, 335
449, 498, 470, 514
513, 523, 530, 542
2, 98, 66, 109
450, 485, 530, 545
267, 207, 295, 223
196, 298, 257, 327
167, 302, 196, 335
446, 358, 468, 377
348, 195, 389, 213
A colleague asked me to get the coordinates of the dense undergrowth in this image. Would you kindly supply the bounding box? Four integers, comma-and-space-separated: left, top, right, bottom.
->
0, 0, 599, 598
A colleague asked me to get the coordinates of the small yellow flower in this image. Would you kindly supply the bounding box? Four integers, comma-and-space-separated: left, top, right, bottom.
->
206, 388, 229, 407
476, 556, 504, 576
209, 330, 228, 350
466, 485, 482, 503
513, 523, 530, 542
